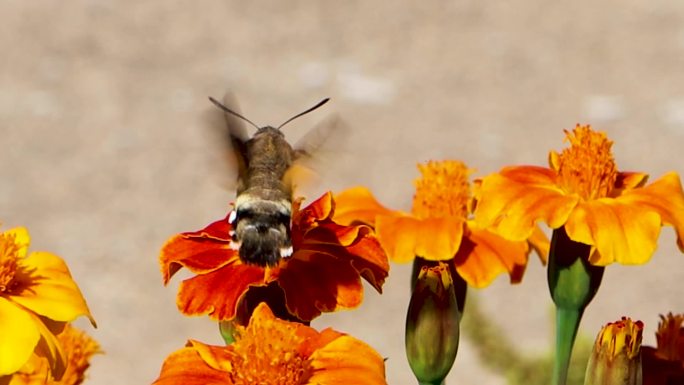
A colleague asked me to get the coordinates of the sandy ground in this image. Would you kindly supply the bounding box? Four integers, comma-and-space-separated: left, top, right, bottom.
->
2, 1, 684, 384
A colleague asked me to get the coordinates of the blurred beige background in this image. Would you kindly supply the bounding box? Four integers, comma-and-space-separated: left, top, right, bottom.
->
2, 1, 684, 384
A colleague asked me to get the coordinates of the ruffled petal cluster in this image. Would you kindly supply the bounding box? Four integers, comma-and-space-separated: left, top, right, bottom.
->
160, 192, 389, 322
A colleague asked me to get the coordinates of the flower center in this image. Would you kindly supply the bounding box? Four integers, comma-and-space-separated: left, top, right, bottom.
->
553, 125, 618, 200
228, 317, 311, 385
0, 232, 21, 294
596, 317, 643, 359
411, 161, 471, 220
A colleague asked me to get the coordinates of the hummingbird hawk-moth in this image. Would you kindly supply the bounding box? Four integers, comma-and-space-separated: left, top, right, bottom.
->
208, 95, 330, 267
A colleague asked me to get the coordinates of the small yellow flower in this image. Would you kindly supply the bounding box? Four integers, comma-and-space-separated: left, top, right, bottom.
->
475, 125, 684, 265
0, 227, 95, 378
8, 325, 101, 385
335, 160, 548, 288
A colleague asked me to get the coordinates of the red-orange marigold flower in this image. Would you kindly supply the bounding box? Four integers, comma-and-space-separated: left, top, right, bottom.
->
334, 161, 548, 288
160, 192, 389, 322
152, 302, 387, 385
474, 125, 684, 266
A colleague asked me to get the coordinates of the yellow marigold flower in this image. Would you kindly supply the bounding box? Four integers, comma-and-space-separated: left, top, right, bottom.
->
152, 302, 387, 385
334, 160, 548, 288
7, 325, 101, 385
0, 228, 95, 378
474, 125, 684, 266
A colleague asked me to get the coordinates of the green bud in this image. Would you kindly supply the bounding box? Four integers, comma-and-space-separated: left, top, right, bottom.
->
585, 317, 643, 385
406, 261, 460, 385
548, 227, 604, 310
548, 226, 605, 385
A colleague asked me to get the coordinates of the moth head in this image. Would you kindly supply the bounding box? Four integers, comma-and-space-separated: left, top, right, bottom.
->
232, 200, 292, 267
237, 223, 291, 267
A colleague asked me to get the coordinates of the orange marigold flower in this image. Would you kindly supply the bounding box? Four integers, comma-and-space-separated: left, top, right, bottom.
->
160, 192, 389, 322
474, 124, 684, 266
152, 302, 387, 385
7, 324, 101, 385
334, 160, 548, 288
0, 227, 95, 378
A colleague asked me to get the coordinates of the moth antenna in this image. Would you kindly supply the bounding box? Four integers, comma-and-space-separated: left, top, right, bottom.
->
277, 98, 330, 130
209, 96, 260, 130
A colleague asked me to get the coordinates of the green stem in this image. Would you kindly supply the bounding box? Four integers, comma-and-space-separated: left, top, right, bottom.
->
552, 307, 583, 385
219, 320, 236, 345
547, 227, 604, 385
418, 381, 444, 385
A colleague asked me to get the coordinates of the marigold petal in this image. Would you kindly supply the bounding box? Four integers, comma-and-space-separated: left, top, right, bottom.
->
302, 223, 364, 247
275, 255, 363, 321
9, 252, 94, 326
614, 171, 649, 191
475, 166, 579, 240
152, 345, 232, 385
333, 187, 397, 226
565, 200, 661, 265
160, 218, 236, 284
0, 298, 40, 376
244, 303, 322, 350
617, 172, 684, 252
186, 216, 233, 241
31, 316, 66, 381
528, 225, 550, 265
297, 191, 335, 228
298, 328, 345, 358
4, 353, 50, 385
307, 335, 387, 385
300, 224, 389, 292
376, 215, 463, 262
453, 226, 530, 288
176, 262, 264, 320
342, 233, 389, 293
187, 340, 233, 372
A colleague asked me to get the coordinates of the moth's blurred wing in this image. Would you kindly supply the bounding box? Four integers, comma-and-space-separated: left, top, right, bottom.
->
288, 114, 348, 195
219, 92, 250, 181
292, 114, 345, 159
202, 92, 251, 191
283, 161, 319, 198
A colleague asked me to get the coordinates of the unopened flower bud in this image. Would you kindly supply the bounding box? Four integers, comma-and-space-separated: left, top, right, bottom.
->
585, 317, 643, 385
405, 261, 460, 385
